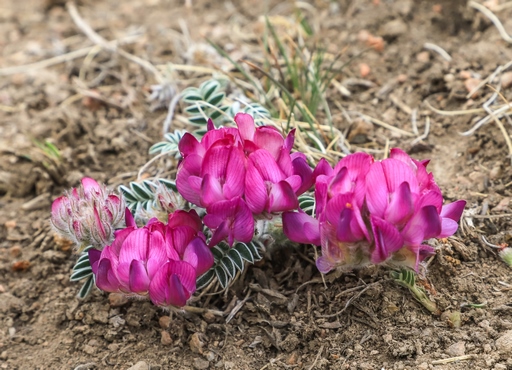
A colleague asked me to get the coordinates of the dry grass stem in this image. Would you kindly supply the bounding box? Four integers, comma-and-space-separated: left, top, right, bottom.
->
0, 34, 142, 76
469, 1, 512, 43
411, 116, 431, 145
66, 1, 164, 83
423, 42, 452, 62
431, 354, 477, 365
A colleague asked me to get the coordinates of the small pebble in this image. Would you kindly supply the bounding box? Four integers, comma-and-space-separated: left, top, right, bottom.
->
82, 344, 95, 355
416, 51, 430, 63
496, 330, 512, 355
501, 71, 512, 89
446, 341, 466, 357
9, 245, 21, 258
161, 331, 172, 346
189, 333, 205, 354
193, 358, 209, 370
108, 293, 129, 307
464, 78, 481, 98
159, 316, 171, 329
359, 63, 371, 78
127, 361, 149, 370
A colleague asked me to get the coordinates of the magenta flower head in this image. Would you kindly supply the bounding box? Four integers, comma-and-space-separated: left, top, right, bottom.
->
283, 149, 466, 273
50, 177, 126, 249
236, 113, 314, 215
88, 209, 214, 307
176, 119, 246, 208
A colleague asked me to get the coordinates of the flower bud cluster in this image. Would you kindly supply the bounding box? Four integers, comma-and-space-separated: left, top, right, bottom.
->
50, 178, 126, 249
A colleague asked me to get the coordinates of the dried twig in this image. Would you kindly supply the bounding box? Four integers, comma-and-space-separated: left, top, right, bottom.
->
307, 345, 324, 370
317, 281, 381, 318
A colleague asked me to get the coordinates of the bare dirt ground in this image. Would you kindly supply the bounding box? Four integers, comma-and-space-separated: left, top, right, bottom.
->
1, 0, 512, 369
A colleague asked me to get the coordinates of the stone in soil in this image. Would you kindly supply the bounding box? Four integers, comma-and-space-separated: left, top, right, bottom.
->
127, 361, 149, 370
193, 358, 210, 370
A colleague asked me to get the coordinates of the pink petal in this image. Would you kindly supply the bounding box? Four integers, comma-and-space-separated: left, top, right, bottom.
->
254, 127, 284, 159
81, 177, 101, 197
324, 193, 354, 226
183, 237, 214, 276
201, 174, 224, 206
316, 256, 335, 274
381, 158, 419, 193
201, 145, 230, 179
129, 260, 150, 293
333, 152, 373, 179
329, 167, 351, 195
179, 132, 205, 158
111, 226, 135, 256
284, 175, 302, 193
416, 189, 443, 212
268, 180, 298, 213
147, 264, 168, 306
93, 206, 107, 243
283, 129, 295, 152
88, 248, 102, 274
245, 160, 267, 214
234, 112, 255, 141
292, 157, 314, 195
165, 274, 191, 307
282, 211, 321, 245
276, 148, 294, 178
335, 207, 363, 243
312, 158, 333, 180
176, 156, 203, 206
402, 206, 441, 246
204, 198, 254, 246
168, 210, 202, 231
440, 200, 466, 221
118, 228, 150, 264
314, 176, 329, 220
207, 118, 215, 131
96, 258, 121, 292
439, 219, 458, 238
124, 208, 136, 227
231, 199, 254, 243
370, 215, 403, 264
168, 260, 196, 294
223, 145, 246, 199
208, 220, 229, 247
146, 230, 167, 279
249, 150, 286, 182
166, 225, 197, 257
148, 260, 197, 307
384, 181, 414, 226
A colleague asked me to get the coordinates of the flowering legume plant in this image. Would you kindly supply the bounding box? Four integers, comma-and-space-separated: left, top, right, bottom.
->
51, 113, 465, 310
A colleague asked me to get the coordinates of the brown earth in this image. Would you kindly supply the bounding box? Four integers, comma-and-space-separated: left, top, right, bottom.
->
1, 0, 512, 369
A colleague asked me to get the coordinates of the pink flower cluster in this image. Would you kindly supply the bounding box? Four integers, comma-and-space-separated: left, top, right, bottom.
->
88, 209, 213, 307
51, 114, 467, 308
50, 178, 125, 248
176, 113, 313, 246
283, 149, 466, 272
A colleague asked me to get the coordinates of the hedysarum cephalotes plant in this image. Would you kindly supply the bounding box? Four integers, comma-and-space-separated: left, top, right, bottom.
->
50, 177, 126, 249
88, 209, 214, 307
176, 113, 313, 247
283, 148, 466, 273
